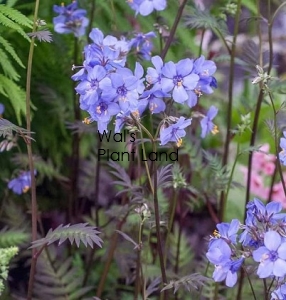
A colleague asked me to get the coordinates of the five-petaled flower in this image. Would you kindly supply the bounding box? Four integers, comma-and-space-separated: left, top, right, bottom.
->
200, 105, 219, 138
8, 171, 36, 195
253, 231, 286, 278
159, 117, 192, 147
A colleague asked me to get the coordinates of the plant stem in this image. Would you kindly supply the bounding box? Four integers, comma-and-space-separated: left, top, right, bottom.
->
69, 37, 80, 222
26, 0, 40, 298
268, 92, 286, 196
82, 139, 102, 286
220, 0, 241, 221
152, 141, 168, 300
160, 0, 188, 61
134, 218, 144, 300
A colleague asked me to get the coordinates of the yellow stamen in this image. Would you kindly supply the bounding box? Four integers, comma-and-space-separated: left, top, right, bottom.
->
22, 186, 30, 193
213, 229, 220, 238
177, 81, 183, 87
82, 117, 91, 125
176, 138, 182, 147
211, 125, 219, 135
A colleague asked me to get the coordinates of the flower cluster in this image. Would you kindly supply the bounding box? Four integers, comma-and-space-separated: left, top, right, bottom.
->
240, 144, 286, 208
206, 198, 286, 297
127, 0, 167, 16
53, 1, 89, 37
71, 25, 218, 145
8, 171, 36, 195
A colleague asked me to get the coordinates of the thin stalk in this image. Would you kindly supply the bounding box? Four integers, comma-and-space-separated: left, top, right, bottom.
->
26, 0, 40, 298
87, 0, 96, 36
163, 189, 178, 269
224, 143, 240, 212
69, 37, 80, 222
134, 218, 144, 300
82, 139, 102, 286
268, 92, 286, 196
220, 0, 242, 221
160, 0, 188, 61
263, 279, 268, 300
95, 211, 129, 298
152, 141, 168, 300
198, 28, 206, 57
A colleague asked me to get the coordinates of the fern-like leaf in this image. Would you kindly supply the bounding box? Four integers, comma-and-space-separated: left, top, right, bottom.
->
28, 30, 53, 43
0, 118, 33, 140
0, 47, 20, 81
0, 36, 25, 68
29, 223, 103, 249
0, 4, 32, 27
12, 154, 69, 181
0, 10, 30, 41
184, 5, 228, 35
161, 273, 210, 294
0, 75, 27, 123
0, 227, 30, 247
33, 249, 92, 300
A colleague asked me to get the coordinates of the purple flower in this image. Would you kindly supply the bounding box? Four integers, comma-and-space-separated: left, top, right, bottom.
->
161, 59, 199, 103
271, 283, 286, 299
279, 131, 286, 166
140, 87, 167, 114
128, 0, 167, 16
101, 68, 140, 113
8, 171, 36, 195
53, 1, 89, 37
193, 55, 217, 94
253, 231, 286, 278
129, 31, 156, 60
146, 56, 164, 90
206, 239, 243, 287
0, 103, 4, 115
159, 117, 192, 147
75, 65, 110, 111
200, 105, 218, 138
210, 219, 240, 246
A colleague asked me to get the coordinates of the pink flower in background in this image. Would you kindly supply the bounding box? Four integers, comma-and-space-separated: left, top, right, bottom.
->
240, 144, 286, 207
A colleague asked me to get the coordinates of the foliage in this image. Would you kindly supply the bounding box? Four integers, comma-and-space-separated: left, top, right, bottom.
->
30, 223, 103, 249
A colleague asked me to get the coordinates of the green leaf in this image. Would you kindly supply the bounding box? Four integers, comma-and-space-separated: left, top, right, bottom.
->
0, 4, 32, 28
241, 0, 257, 14
0, 228, 29, 247
0, 11, 30, 41
0, 118, 32, 140
0, 75, 26, 124
0, 47, 20, 81
0, 35, 25, 68
29, 223, 103, 249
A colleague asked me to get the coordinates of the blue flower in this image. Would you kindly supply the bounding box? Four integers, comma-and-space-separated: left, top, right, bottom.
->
210, 219, 240, 246
159, 117, 192, 147
101, 69, 140, 113
146, 56, 164, 90
206, 238, 243, 287
53, 1, 89, 37
200, 105, 219, 138
193, 55, 217, 94
161, 59, 199, 103
129, 31, 156, 60
271, 283, 286, 300
128, 0, 167, 16
75, 65, 110, 111
0, 103, 4, 115
247, 198, 284, 223
140, 87, 168, 114
8, 171, 36, 195
279, 131, 286, 166
253, 231, 286, 278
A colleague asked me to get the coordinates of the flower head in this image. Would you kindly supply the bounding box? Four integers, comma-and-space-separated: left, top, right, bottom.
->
159, 117, 192, 147
0, 103, 4, 116
200, 105, 218, 138
279, 131, 286, 166
161, 59, 199, 103
8, 170, 36, 195
53, 1, 89, 37
253, 231, 286, 278
271, 283, 286, 300
128, 0, 167, 16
